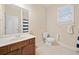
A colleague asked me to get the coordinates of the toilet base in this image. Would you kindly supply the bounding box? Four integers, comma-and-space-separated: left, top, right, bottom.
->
45, 41, 54, 46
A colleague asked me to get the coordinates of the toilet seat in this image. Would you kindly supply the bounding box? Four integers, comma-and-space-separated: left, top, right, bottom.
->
46, 38, 55, 42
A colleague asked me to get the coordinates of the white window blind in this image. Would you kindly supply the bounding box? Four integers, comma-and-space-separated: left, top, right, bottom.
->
23, 19, 29, 33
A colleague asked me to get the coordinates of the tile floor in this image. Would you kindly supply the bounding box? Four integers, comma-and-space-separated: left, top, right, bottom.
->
36, 42, 79, 55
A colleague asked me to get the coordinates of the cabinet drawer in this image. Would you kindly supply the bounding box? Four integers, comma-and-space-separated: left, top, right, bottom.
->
0, 46, 9, 55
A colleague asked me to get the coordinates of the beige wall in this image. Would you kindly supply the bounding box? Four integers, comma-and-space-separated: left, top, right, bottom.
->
28, 5, 47, 46
5, 5, 21, 17
47, 5, 58, 38
22, 8, 29, 19
47, 4, 79, 50
1, 4, 78, 50
0, 5, 5, 35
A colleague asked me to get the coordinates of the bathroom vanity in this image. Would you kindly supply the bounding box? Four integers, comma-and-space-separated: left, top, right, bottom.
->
0, 34, 35, 55
0, 4, 36, 55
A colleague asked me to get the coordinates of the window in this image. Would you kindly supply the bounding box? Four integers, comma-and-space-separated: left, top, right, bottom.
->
23, 19, 29, 33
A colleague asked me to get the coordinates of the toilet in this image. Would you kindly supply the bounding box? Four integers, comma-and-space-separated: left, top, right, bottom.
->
43, 32, 55, 45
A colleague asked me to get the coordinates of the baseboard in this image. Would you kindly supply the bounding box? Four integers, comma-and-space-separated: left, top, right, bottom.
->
57, 40, 78, 52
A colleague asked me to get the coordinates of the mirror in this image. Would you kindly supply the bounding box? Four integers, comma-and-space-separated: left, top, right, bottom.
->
0, 4, 29, 35
5, 4, 21, 34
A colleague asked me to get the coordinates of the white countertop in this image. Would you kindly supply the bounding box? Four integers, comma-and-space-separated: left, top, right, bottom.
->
0, 33, 36, 47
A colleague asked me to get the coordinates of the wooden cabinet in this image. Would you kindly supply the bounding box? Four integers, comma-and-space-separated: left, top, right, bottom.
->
0, 38, 35, 55
6, 49, 20, 55
22, 39, 35, 55
0, 45, 9, 55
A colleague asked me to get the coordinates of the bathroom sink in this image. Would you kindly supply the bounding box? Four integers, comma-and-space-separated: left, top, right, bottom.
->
0, 34, 30, 45
0, 33, 36, 47
0, 37, 15, 44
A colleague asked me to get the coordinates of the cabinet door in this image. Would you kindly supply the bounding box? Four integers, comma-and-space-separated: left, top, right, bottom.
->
21, 45, 30, 55
21, 44, 35, 55
0, 46, 9, 55
28, 44, 35, 55
6, 49, 20, 55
